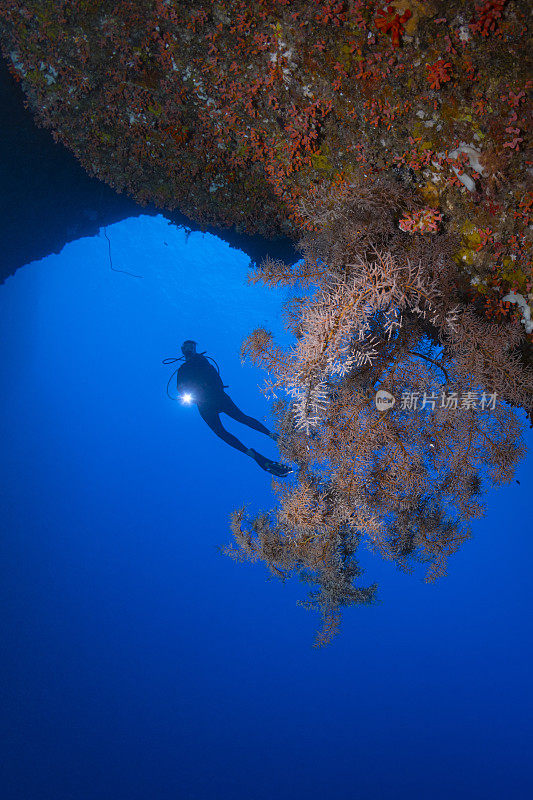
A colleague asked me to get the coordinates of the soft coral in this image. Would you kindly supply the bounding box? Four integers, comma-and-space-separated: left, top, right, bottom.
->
375, 5, 411, 48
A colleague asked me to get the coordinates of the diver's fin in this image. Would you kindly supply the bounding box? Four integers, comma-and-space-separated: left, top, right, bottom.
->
264, 462, 293, 478
248, 449, 293, 478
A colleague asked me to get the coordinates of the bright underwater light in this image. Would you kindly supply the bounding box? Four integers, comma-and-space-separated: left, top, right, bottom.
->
180, 393, 193, 405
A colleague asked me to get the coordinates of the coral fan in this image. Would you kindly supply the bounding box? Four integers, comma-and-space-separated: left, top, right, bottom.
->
231, 181, 530, 644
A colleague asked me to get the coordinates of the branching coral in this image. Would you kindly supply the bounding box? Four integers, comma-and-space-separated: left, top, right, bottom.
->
228, 180, 530, 645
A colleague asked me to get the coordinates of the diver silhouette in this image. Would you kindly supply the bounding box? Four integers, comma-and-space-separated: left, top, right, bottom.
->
168, 340, 292, 477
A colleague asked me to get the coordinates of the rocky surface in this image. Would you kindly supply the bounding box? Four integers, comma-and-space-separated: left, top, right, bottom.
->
0, 1, 531, 338
0, 58, 297, 284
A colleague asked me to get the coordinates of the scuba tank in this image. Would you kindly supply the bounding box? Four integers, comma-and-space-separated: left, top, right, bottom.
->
162, 351, 228, 401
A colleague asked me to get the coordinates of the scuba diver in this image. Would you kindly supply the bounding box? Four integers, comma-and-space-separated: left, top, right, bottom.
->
164, 340, 292, 477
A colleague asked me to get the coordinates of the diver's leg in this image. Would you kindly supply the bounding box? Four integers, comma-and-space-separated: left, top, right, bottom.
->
198, 400, 290, 476
219, 393, 274, 437
197, 404, 249, 454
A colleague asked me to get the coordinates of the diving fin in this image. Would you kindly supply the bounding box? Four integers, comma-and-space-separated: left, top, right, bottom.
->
263, 461, 293, 478
248, 449, 293, 478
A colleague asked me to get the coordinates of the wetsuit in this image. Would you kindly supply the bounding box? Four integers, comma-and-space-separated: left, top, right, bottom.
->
176, 354, 271, 454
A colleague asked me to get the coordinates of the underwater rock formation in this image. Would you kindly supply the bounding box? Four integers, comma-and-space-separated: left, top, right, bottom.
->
0, 59, 297, 284
0, 58, 138, 282
0, 0, 531, 329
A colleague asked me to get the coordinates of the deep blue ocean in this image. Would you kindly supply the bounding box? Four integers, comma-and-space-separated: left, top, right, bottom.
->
1, 215, 532, 799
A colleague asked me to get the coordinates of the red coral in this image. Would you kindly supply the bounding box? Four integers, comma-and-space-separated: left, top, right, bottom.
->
315, 1, 347, 26
426, 59, 452, 90
375, 5, 411, 48
469, 0, 508, 37
503, 110, 523, 150
474, 228, 494, 251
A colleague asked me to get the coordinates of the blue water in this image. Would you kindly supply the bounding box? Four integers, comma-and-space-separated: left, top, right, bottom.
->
1, 215, 532, 799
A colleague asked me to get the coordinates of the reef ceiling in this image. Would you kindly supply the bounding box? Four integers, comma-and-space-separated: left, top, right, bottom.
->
0, 0, 531, 324
0, 57, 297, 284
